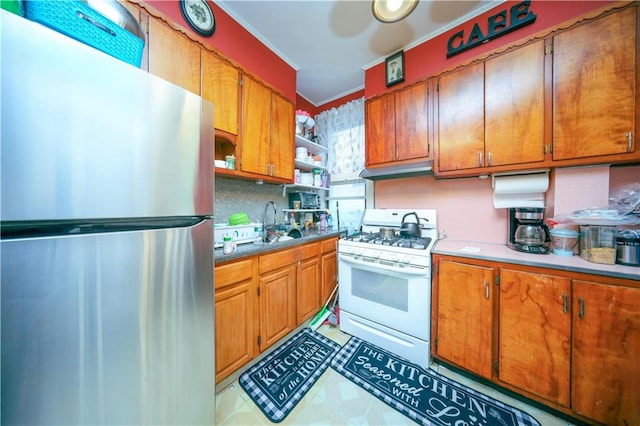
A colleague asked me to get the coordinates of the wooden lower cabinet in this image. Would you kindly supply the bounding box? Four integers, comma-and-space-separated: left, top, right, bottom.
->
571, 279, 640, 425
294, 244, 321, 324
498, 268, 571, 406
432, 254, 640, 425
320, 238, 338, 303
214, 258, 258, 383
258, 264, 296, 349
434, 258, 494, 380
214, 238, 337, 383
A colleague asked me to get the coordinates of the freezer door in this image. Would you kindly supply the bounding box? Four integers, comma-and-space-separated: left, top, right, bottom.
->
1, 220, 214, 425
1, 11, 213, 221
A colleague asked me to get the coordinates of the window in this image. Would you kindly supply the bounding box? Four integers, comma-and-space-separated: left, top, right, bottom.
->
315, 98, 370, 234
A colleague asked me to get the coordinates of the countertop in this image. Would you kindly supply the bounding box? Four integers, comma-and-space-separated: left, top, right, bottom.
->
214, 229, 344, 264
433, 239, 640, 281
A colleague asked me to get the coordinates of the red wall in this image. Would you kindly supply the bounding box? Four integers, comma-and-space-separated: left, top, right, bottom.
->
365, 0, 617, 99
143, 1, 296, 101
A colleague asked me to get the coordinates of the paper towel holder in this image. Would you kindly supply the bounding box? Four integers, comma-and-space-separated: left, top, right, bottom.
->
491, 169, 550, 189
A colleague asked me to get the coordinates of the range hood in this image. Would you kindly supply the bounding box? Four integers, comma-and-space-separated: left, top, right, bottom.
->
359, 160, 434, 180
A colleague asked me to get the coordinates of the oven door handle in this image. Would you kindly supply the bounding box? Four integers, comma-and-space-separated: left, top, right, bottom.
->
339, 254, 429, 276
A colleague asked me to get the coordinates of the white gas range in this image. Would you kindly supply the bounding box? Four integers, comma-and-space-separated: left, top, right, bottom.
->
338, 209, 437, 369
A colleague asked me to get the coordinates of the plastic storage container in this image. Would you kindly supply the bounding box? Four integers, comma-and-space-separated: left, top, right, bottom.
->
549, 228, 580, 256
579, 225, 617, 264
23, 0, 145, 67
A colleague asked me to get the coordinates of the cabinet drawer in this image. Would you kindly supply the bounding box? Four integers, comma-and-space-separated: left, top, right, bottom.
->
299, 242, 320, 260
259, 247, 297, 273
321, 238, 337, 253
215, 258, 255, 289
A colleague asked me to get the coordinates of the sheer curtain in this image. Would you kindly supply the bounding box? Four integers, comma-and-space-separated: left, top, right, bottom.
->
315, 97, 365, 182
314, 97, 366, 233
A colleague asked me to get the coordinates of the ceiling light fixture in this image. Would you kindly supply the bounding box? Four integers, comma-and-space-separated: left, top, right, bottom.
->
372, 0, 419, 23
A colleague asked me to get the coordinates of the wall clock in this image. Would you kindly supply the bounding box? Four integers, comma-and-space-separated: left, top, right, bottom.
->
180, 0, 215, 37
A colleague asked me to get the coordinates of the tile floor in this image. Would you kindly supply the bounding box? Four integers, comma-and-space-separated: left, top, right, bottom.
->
215, 325, 576, 425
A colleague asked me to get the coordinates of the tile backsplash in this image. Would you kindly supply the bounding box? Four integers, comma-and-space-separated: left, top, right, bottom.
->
214, 177, 285, 225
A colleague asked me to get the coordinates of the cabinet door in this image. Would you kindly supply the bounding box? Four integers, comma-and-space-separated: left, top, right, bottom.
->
201, 51, 239, 135
395, 82, 430, 161
436, 259, 493, 379
498, 269, 571, 406
485, 41, 545, 166
365, 95, 396, 166
147, 17, 201, 95
241, 76, 272, 176
259, 265, 296, 350
572, 280, 640, 425
271, 92, 295, 180
321, 250, 337, 305
215, 259, 257, 383
296, 257, 320, 325
437, 62, 485, 171
553, 7, 636, 160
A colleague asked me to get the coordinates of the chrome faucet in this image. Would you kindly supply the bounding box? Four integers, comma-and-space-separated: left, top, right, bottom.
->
262, 201, 278, 237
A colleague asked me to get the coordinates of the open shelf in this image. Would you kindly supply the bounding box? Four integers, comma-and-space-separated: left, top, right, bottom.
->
282, 183, 329, 197
295, 134, 327, 153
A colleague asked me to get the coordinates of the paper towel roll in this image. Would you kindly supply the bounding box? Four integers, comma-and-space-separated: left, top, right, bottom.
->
493, 172, 549, 208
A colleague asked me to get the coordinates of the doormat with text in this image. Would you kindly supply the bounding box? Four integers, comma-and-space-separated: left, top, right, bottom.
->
239, 328, 341, 423
330, 337, 541, 426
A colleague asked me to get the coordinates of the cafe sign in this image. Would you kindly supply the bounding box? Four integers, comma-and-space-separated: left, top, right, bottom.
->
447, 0, 537, 58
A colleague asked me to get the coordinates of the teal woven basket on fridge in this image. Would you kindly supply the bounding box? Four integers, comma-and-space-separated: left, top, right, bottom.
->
22, 0, 145, 67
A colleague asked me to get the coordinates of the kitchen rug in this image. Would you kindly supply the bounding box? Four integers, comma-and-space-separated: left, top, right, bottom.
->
331, 337, 541, 426
239, 328, 341, 423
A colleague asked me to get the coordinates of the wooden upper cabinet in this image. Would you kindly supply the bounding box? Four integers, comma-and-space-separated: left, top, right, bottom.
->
395, 82, 430, 162
498, 268, 571, 407
366, 81, 429, 167
201, 51, 240, 136
437, 62, 485, 172
553, 7, 637, 160
366, 95, 396, 166
270, 92, 295, 180
435, 258, 494, 380
240, 75, 272, 176
485, 40, 545, 166
571, 279, 640, 425
147, 17, 201, 95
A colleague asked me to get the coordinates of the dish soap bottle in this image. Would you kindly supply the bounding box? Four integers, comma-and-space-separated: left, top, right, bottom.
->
319, 214, 327, 231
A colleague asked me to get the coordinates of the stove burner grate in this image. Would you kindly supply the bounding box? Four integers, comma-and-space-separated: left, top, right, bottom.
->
346, 233, 432, 250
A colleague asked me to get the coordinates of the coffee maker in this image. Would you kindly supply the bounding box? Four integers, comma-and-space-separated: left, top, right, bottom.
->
507, 207, 551, 254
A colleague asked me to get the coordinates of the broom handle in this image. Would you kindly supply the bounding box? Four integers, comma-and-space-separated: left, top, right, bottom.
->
322, 283, 339, 309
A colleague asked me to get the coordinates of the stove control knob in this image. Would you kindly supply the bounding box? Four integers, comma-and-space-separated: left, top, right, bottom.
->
402, 255, 411, 264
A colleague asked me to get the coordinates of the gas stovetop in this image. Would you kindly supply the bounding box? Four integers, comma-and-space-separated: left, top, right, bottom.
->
345, 232, 432, 250
338, 209, 438, 267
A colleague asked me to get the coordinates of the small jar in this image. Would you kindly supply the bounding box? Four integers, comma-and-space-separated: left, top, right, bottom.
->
225, 155, 236, 170
223, 236, 233, 254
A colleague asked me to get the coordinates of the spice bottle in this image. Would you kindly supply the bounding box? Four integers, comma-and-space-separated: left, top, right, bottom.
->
223, 236, 233, 254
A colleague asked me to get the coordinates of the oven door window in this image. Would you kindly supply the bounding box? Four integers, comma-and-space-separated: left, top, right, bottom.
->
351, 268, 408, 311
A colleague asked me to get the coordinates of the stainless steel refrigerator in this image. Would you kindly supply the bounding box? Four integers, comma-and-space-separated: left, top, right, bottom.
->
1, 10, 215, 425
